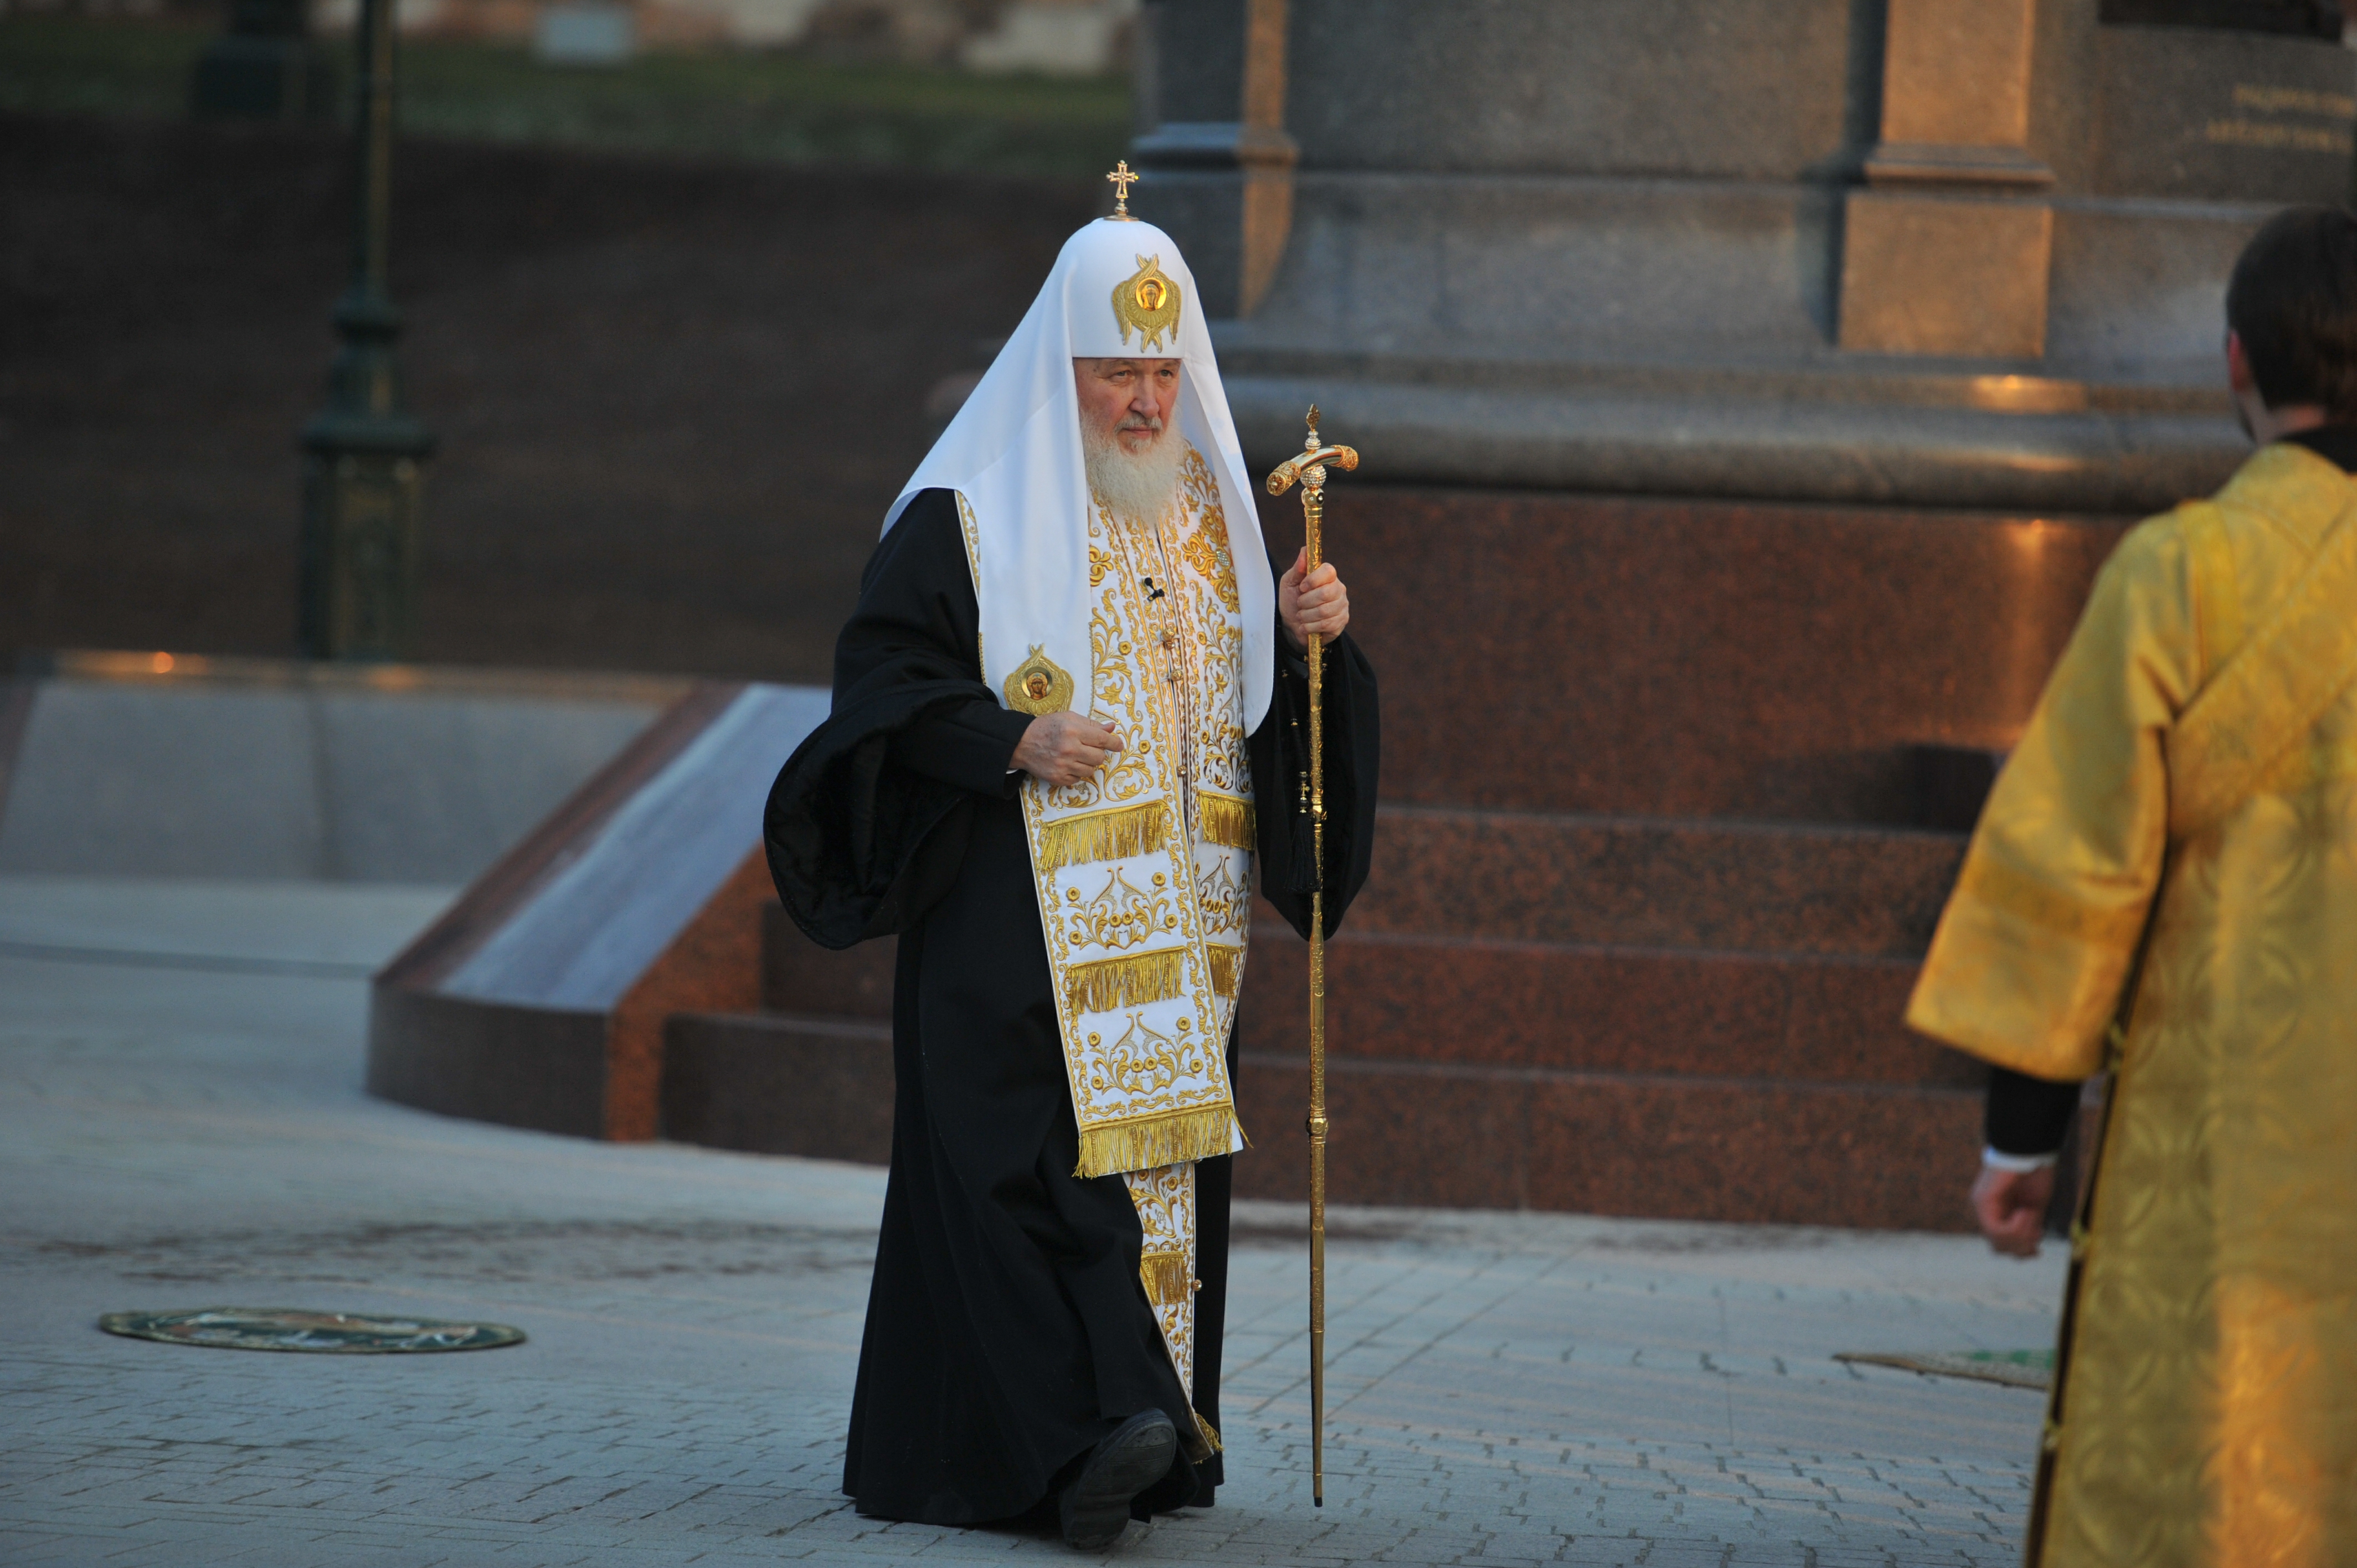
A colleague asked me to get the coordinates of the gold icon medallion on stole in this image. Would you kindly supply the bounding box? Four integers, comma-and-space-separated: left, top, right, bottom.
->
1003, 645, 1075, 715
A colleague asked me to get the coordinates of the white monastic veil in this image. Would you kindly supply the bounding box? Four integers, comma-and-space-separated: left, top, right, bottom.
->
883, 217, 1278, 733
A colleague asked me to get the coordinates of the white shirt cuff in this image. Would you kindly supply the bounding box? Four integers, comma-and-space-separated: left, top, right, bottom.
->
1982, 1146, 2059, 1173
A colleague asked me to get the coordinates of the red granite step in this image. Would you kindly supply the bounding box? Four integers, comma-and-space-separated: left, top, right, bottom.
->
1357, 806, 1966, 957
735, 807, 1983, 1229
1237, 926, 1974, 1087
1228, 1054, 1980, 1230
758, 808, 1971, 1013
654, 1000, 1977, 1230
762, 903, 894, 1018
660, 1009, 892, 1162
1222, 914, 1980, 1228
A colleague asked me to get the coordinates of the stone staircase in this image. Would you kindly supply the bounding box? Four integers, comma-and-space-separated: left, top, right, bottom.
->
1230, 805, 1983, 1229
662, 909, 896, 1167
660, 800, 1984, 1230
379, 485, 2132, 1232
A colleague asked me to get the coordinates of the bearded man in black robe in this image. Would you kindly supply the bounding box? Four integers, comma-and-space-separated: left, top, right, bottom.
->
764, 212, 1377, 1548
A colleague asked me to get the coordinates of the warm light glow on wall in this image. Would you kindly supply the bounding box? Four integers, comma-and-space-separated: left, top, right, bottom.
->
1991, 518, 2072, 744
1967, 375, 2089, 414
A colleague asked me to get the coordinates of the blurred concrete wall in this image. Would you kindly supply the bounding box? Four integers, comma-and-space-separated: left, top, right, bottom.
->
0, 658, 682, 884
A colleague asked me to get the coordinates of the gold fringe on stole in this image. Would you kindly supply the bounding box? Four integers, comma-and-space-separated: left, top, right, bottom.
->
1205, 943, 1243, 998
1175, 1413, 1221, 1464
1039, 801, 1167, 870
1196, 791, 1254, 850
1075, 1105, 1237, 1178
1139, 1249, 1192, 1306
1064, 948, 1187, 1014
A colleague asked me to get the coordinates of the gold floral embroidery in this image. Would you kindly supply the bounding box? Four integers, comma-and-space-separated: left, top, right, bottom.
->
1088, 1012, 1209, 1097
1064, 867, 1179, 953
1177, 448, 1239, 612
1181, 526, 1237, 613
1194, 855, 1249, 940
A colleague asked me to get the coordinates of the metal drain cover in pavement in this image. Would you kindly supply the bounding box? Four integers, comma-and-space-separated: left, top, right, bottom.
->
99, 1307, 526, 1354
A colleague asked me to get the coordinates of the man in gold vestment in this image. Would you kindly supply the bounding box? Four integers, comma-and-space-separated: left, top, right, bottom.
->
1908, 206, 2357, 1567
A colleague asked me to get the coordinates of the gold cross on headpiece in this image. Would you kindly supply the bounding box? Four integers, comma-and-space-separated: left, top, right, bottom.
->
1106, 161, 1140, 221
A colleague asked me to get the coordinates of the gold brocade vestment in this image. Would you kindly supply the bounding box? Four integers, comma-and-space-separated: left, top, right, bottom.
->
1907, 442, 2357, 1567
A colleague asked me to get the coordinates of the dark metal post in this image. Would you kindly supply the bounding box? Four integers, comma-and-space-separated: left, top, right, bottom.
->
191, 0, 334, 122
300, 0, 434, 662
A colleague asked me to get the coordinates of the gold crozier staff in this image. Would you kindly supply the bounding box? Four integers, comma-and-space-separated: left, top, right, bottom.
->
1265, 406, 1358, 1510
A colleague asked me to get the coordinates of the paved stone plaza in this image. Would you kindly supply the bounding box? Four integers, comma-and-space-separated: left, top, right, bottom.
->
0, 877, 2065, 1566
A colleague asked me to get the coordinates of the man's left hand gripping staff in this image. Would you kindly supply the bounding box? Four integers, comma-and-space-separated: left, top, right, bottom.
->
1280, 548, 1350, 651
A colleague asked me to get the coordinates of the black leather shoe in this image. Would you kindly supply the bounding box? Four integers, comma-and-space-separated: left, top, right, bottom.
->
1058, 1410, 1179, 1550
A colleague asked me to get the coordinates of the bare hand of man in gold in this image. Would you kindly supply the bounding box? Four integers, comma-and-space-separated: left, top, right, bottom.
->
1280, 547, 1350, 651
1012, 713, 1124, 786
1972, 1164, 2055, 1258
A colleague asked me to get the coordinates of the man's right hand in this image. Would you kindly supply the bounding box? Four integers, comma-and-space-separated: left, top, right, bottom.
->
1011, 713, 1123, 786
1972, 1163, 2056, 1258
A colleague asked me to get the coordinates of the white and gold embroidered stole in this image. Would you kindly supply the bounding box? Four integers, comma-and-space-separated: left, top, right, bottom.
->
955, 443, 1252, 1456
1011, 442, 1253, 1179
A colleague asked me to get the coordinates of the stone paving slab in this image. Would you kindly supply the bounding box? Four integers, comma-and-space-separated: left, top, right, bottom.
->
0, 877, 2067, 1566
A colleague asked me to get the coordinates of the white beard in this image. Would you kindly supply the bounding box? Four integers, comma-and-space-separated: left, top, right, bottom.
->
1083, 422, 1185, 527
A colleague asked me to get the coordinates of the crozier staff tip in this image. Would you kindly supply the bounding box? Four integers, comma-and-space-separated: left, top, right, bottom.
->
1264, 406, 1358, 1510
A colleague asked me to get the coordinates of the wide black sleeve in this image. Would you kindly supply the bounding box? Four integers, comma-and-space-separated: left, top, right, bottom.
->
764, 489, 1020, 948
1985, 1067, 2082, 1157
1249, 617, 1379, 941
891, 699, 1031, 797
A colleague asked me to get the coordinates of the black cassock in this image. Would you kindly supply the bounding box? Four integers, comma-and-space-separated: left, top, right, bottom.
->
765, 488, 1378, 1525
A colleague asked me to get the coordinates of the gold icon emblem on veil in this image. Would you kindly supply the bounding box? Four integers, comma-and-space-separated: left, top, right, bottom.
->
1005, 645, 1075, 715
1113, 256, 1182, 352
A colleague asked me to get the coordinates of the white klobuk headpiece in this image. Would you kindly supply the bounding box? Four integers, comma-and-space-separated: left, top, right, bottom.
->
884, 216, 1278, 733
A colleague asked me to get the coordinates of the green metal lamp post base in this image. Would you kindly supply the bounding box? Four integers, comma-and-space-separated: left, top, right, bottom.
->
300, 441, 430, 663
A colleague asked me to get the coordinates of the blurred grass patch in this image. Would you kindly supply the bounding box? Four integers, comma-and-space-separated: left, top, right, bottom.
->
0, 15, 1130, 177
0, 13, 215, 119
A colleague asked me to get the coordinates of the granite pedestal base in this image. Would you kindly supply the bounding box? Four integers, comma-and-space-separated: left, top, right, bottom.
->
689, 835, 1983, 1229
382, 484, 2147, 1231
366, 682, 828, 1141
